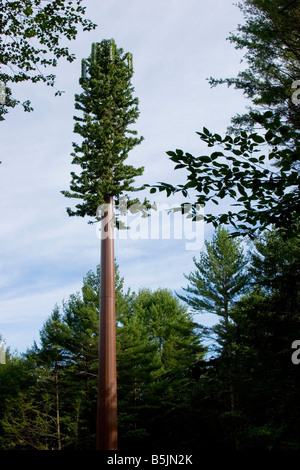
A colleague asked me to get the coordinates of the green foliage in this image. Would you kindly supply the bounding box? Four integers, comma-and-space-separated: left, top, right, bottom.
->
0, 229, 300, 450
117, 310, 160, 444
208, 0, 300, 132
117, 287, 205, 448
152, 2, 300, 237
152, 112, 300, 237
229, 230, 300, 449
131, 288, 204, 374
0, 353, 31, 444
61, 39, 148, 221
178, 226, 249, 446
0, 0, 96, 120
0, 266, 204, 450
3, 0, 300, 453
250, 229, 300, 300
1, 393, 53, 450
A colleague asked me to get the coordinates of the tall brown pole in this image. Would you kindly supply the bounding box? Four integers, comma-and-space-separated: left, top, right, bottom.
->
97, 195, 118, 450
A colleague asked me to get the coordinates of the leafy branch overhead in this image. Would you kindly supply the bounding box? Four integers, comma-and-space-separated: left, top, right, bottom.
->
0, 0, 96, 119
151, 112, 300, 238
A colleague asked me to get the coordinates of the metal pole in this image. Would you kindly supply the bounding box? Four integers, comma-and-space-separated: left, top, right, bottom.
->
97, 195, 118, 450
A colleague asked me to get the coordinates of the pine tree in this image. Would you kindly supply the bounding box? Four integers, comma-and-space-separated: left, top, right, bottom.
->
132, 288, 203, 375
0, 270, 207, 451
117, 313, 159, 447
0, 353, 32, 450
250, 229, 300, 306
178, 226, 249, 430
61, 39, 146, 218
25, 265, 132, 450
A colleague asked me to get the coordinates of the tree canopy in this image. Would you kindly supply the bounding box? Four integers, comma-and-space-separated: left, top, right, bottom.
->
61, 39, 148, 221
209, 0, 300, 132
0, 265, 205, 450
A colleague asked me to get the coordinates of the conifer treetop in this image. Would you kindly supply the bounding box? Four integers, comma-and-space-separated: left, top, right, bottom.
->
62, 39, 148, 222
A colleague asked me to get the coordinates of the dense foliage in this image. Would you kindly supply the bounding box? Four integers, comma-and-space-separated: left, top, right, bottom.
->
61, 39, 148, 221
150, 1, 300, 238
152, 112, 300, 237
209, 0, 300, 132
0, 265, 205, 450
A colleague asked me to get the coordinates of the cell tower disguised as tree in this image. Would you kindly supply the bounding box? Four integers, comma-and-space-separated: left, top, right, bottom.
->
62, 39, 146, 450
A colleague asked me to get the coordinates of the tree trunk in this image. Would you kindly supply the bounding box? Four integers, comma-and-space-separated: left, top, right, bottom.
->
96, 195, 118, 450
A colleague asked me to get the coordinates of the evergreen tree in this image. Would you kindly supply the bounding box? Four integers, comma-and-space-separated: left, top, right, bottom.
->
0, 271, 208, 451
117, 312, 159, 447
132, 288, 203, 375
152, 2, 300, 238
1, 392, 54, 450
61, 39, 147, 218
178, 226, 248, 432
61, 39, 148, 449
35, 264, 130, 450
209, 0, 300, 132
0, 353, 33, 449
30, 308, 69, 450
250, 229, 300, 310
118, 288, 205, 451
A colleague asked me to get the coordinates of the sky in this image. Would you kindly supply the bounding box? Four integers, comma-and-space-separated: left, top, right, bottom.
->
0, 0, 249, 354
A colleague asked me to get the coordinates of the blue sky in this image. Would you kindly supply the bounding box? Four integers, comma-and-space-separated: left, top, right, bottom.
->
0, 0, 248, 354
